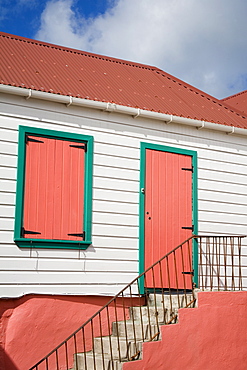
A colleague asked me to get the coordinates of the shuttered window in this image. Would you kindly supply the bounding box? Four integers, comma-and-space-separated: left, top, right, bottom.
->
14, 127, 93, 249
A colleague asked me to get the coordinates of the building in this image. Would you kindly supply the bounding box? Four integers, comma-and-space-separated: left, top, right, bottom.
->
0, 32, 246, 369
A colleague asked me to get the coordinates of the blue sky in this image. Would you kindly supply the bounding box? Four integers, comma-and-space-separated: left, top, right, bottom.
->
0, 0, 109, 38
1, 0, 247, 99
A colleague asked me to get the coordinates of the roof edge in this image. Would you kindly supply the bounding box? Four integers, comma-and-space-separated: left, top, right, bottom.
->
1, 32, 246, 123
154, 70, 247, 118
221, 89, 247, 101
0, 31, 158, 71
1, 84, 246, 136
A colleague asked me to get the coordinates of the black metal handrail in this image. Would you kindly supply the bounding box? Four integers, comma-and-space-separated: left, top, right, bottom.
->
29, 235, 246, 370
196, 235, 245, 291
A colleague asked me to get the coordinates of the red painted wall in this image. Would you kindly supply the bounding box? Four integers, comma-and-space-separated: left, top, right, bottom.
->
124, 291, 247, 370
0, 294, 126, 370
1, 292, 246, 369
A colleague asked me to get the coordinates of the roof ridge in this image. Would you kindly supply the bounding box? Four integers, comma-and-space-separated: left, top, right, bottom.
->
0, 31, 158, 71
221, 89, 247, 101
155, 69, 217, 98
155, 69, 247, 120
220, 101, 247, 117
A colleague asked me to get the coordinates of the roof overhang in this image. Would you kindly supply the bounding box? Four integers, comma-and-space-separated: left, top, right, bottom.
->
1, 84, 247, 137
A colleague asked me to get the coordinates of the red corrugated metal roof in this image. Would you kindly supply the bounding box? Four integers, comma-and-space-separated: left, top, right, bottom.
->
221, 90, 247, 115
1, 32, 247, 129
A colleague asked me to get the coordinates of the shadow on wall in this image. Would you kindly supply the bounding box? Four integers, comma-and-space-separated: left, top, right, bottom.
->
0, 347, 19, 370
0, 294, 128, 370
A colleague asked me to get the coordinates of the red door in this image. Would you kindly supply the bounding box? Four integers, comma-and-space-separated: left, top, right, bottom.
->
144, 149, 193, 288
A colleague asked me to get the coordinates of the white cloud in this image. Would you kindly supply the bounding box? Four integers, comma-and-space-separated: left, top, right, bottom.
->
35, 0, 247, 98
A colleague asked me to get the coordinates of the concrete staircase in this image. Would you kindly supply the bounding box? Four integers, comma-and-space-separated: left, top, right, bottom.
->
72, 293, 195, 370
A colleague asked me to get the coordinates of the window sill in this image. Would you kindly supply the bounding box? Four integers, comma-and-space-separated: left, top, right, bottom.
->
14, 238, 92, 249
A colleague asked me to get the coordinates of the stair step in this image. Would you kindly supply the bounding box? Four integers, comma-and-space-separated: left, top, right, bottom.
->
112, 320, 160, 341
129, 293, 194, 323
148, 293, 194, 308
129, 305, 178, 324
72, 293, 196, 369
74, 352, 122, 370
94, 336, 142, 361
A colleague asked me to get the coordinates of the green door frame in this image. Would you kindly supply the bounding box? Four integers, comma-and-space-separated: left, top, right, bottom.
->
139, 142, 198, 293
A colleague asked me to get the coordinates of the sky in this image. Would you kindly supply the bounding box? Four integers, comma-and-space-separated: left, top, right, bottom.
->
1, 0, 247, 99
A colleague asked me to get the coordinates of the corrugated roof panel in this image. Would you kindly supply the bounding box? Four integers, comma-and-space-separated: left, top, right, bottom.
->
0, 32, 246, 129
222, 90, 247, 115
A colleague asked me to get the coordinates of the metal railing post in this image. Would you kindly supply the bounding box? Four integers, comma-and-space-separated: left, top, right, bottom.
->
29, 235, 246, 370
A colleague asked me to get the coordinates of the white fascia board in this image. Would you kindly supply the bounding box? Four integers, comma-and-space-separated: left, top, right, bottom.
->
0, 84, 247, 137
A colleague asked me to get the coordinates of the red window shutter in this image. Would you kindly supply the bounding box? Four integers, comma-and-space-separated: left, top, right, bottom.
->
23, 136, 85, 241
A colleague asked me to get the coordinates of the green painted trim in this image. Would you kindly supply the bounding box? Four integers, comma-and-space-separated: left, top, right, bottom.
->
192, 154, 199, 287
140, 142, 198, 157
139, 143, 146, 295
14, 126, 26, 242
84, 135, 93, 242
14, 238, 91, 250
14, 126, 93, 250
139, 142, 198, 291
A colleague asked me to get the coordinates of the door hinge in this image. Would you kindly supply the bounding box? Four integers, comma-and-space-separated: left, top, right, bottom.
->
182, 166, 193, 173
21, 227, 41, 237
26, 136, 44, 144
182, 270, 194, 276
67, 232, 85, 240
69, 143, 87, 152
182, 225, 194, 232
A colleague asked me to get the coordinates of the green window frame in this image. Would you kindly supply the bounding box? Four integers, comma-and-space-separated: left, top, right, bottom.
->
14, 126, 93, 249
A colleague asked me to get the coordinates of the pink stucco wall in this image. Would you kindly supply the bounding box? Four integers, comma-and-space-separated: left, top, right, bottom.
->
124, 291, 247, 370
1, 292, 246, 370
0, 294, 125, 370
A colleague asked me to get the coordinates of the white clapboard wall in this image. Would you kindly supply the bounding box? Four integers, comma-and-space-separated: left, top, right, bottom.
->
0, 93, 246, 297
